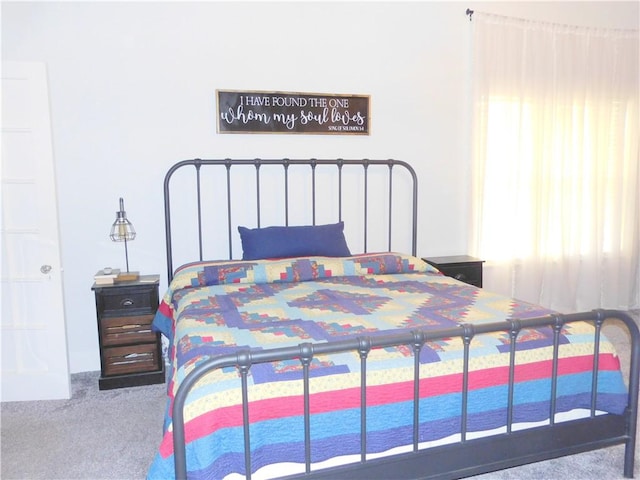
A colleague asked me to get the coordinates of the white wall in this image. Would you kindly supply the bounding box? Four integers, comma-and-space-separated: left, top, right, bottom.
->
2, 1, 637, 373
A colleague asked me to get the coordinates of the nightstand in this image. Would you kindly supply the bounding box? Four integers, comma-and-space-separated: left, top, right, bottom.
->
422, 255, 484, 287
91, 275, 165, 389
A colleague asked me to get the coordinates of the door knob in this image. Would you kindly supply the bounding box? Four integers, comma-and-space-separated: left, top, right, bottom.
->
40, 265, 52, 274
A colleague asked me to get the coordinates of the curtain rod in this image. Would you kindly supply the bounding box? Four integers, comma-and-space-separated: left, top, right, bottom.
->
466, 8, 474, 21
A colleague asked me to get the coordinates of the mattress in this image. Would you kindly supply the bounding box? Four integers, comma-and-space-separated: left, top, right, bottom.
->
147, 253, 627, 479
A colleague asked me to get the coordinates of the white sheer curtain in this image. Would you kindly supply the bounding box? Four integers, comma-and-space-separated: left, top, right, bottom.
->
470, 13, 639, 312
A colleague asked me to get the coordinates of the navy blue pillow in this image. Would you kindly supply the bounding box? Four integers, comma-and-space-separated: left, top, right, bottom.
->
238, 222, 351, 260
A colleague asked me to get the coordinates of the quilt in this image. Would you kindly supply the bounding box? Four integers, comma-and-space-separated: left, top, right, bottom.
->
147, 253, 628, 480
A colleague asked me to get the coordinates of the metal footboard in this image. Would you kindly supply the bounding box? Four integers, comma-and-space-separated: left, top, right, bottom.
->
172, 309, 639, 480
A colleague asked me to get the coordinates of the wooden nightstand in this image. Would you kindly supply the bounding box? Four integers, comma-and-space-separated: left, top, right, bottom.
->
91, 275, 165, 389
422, 255, 484, 288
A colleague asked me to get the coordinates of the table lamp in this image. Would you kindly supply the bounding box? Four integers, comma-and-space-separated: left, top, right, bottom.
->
109, 197, 139, 281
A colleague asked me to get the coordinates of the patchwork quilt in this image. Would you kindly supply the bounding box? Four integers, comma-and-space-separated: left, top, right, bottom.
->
147, 253, 627, 480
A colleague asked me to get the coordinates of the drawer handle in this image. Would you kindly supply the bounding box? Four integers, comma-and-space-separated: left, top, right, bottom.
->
120, 298, 134, 307
454, 273, 467, 281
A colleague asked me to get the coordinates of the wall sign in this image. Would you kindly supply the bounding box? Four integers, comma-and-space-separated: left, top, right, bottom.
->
217, 90, 370, 135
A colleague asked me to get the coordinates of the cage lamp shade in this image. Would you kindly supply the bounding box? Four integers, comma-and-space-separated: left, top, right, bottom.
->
110, 197, 136, 274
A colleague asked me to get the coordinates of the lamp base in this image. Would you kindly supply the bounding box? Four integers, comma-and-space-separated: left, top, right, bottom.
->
116, 271, 140, 282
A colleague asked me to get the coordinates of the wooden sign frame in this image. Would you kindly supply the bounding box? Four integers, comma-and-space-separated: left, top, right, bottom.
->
217, 90, 370, 135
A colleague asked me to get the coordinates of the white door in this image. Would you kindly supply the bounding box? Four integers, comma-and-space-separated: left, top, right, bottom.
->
1, 61, 71, 401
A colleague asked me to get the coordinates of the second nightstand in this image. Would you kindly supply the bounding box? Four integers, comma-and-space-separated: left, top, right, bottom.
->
422, 255, 484, 288
92, 275, 165, 390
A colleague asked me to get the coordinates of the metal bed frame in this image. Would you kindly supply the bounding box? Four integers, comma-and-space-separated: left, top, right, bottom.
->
162, 159, 639, 479
163, 158, 417, 282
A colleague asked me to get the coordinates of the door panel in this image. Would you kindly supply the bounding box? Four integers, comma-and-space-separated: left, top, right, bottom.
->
1, 61, 71, 401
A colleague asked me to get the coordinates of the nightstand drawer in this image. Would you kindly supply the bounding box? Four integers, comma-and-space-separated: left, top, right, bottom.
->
101, 314, 156, 346
423, 255, 484, 288
102, 343, 161, 377
99, 288, 157, 315
437, 264, 482, 286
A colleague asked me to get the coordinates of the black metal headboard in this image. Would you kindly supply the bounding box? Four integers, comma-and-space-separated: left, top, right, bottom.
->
163, 158, 418, 282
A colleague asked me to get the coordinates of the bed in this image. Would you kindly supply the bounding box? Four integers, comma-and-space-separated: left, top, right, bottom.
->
147, 158, 639, 480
